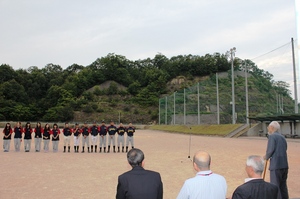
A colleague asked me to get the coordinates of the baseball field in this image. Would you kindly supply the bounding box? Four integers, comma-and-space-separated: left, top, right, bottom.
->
1, 129, 299, 199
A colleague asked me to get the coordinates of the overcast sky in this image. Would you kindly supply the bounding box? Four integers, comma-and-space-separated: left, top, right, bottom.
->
0, 0, 299, 96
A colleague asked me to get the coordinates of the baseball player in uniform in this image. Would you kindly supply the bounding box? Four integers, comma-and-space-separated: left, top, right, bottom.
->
43, 123, 51, 152
23, 122, 32, 152
34, 122, 43, 152
3, 123, 12, 152
51, 123, 60, 153
81, 122, 90, 153
13, 122, 23, 152
107, 121, 117, 153
73, 123, 81, 153
90, 121, 99, 153
63, 123, 72, 153
99, 121, 107, 153
126, 122, 135, 152
117, 123, 126, 153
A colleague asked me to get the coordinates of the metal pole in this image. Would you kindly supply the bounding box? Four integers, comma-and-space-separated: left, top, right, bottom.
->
165, 96, 167, 125
296, 1, 300, 114
230, 47, 236, 124
278, 94, 281, 114
158, 98, 161, 125
245, 64, 249, 125
174, 92, 176, 125
292, 38, 298, 113
216, 73, 220, 125
184, 88, 186, 125
282, 95, 284, 114
276, 93, 278, 114
197, 82, 200, 125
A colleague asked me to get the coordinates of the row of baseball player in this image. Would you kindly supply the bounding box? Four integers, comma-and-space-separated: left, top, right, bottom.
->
2, 120, 135, 153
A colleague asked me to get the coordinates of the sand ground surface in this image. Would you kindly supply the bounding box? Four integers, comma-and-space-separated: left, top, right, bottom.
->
0, 129, 299, 199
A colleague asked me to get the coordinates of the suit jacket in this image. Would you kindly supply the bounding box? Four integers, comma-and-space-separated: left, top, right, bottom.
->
116, 166, 163, 199
265, 132, 288, 170
232, 179, 279, 199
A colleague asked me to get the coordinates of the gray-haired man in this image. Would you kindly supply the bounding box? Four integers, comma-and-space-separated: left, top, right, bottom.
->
232, 155, 278, 199
264, 121, 289, 199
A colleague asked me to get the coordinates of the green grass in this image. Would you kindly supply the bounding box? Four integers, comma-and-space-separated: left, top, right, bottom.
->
148, 124, 242, 136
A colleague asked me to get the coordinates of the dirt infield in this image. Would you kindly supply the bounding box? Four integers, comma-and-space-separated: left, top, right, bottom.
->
1, 129, 299, 199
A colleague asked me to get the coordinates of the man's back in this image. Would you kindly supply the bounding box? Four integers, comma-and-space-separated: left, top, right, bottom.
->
116, 166, 163, 199
266, 132, 288, 170
176, 171, 227, 199
232, 179, 278, 199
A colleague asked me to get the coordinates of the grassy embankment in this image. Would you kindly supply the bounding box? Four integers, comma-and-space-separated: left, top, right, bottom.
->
147, 124, 242, 136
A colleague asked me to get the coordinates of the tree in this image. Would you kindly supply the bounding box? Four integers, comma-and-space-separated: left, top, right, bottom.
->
107, 82, 118, 95
42, 63, 64, 86
135, 87, 158, 106
273, 81, 290, 96
43, 105, 74, 121
0, 64, 16, 84
128, 81, 141, 95
10, 104, 34, 121
44, 85, 74, 109
0, 79, 29, 103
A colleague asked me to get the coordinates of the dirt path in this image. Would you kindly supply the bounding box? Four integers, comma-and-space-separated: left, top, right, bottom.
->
0, 129, 299, 199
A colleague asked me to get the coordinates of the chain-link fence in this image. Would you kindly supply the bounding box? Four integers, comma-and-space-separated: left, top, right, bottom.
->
158, 75, 232, 125
159, 72, 296, 125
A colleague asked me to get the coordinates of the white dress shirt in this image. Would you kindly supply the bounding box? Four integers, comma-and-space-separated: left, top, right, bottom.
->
176, 170, 227, 199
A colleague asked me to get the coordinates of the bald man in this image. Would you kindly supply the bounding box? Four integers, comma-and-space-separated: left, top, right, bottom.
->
177, 151, 227, 199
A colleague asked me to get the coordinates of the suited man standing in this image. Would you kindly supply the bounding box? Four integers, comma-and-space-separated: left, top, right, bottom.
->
264, 121, 289, 199
116, 148, 163, 199
231, 155, 278, 199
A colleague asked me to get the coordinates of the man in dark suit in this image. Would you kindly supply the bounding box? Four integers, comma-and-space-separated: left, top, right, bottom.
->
116, 148, 163, 199
264, 121, 289, 199
232, 155, 278, 199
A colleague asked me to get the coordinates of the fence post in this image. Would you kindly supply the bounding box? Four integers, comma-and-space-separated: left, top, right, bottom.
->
184, 88, 186, 125
165, 96, 167, 125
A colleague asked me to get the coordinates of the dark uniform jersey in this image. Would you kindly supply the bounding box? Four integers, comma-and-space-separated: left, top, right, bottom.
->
126, 127, 135, 137
23, 127, 32, 139
3, 128, 12, 140
90, 125, 99, 136
73, 128, 81, 136
81, 127, 90, 136
43, 128, 51, 140
14, 127, 23, 138
51, 129, 60, 141
34, 127, 43, 138
63, 128, 72, 136
107, 125, 117, 135
117, 127, 126, 136
99, 125, 107, 136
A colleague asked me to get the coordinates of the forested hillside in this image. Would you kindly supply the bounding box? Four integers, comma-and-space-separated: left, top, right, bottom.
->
0, 53, 294, 123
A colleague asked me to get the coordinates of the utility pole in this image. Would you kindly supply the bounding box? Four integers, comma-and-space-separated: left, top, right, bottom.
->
291, 37, 298, 113
245, 64, 249, 125
295, 0, 300, 112
184, 88, 186, 125
216, 72, 220, 125
228, 47, 236, 124
197, 82, 200, 125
